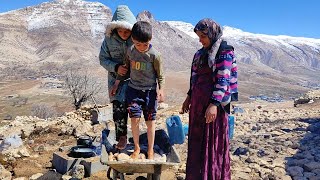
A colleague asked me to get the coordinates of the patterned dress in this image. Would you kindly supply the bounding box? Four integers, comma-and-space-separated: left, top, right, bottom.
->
186, 49, 233, 180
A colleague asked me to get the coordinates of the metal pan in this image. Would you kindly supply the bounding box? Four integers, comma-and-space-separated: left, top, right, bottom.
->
70, 145, 96, 158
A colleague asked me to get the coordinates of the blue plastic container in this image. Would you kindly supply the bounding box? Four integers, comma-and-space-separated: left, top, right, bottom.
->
166, 115, 185, 145
183, 124, 189, 136
228, 115, 235, 139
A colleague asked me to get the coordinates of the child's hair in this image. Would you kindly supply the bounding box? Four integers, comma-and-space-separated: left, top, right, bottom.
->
131, 21, 152, 43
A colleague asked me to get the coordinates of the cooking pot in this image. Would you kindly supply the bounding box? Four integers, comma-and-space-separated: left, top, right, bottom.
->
77, 135, 96, 147
70, 145, 96, 158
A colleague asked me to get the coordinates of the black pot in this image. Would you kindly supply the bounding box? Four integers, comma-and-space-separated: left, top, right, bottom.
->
70, 145, 96, 158
77, 135, 95, 147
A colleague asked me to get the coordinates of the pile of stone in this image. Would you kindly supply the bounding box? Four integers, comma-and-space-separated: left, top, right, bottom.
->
294, 90, 320, 106
107, 152, 167, 163
74, 104, 112, 122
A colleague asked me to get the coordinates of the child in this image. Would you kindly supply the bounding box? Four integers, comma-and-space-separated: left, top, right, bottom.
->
118, 21, 165, 159
99, 5, 136, 150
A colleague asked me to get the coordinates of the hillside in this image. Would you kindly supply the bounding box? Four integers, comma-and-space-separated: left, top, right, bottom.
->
0, 91, 319, 179
0, 0, 319, 105
0, 0, 319, 116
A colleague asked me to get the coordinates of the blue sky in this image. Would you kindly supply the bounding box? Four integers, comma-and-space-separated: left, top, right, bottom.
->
1, 0, 319, 39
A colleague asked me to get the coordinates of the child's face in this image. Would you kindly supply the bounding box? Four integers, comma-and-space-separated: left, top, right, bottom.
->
132, 38, 150, 53
117, 28, 132, 40
196, 30, 211, 48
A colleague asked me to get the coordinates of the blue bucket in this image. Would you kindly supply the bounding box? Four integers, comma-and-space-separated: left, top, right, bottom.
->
166, 115, 185, 145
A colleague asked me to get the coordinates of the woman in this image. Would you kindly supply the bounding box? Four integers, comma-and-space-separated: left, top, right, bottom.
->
181, 18, 237, 180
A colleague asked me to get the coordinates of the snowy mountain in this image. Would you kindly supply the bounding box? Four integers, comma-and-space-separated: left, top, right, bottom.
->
0, 0, 319, 98
162, 21, 198, 39
26, 0, 111, 38
0, 0, 112, 69
164, 21, 320, 88
163, 21, 320, 48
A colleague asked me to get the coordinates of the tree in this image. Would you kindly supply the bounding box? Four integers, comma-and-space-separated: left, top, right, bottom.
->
31, 103, 57, 119
64, 67, 102, 110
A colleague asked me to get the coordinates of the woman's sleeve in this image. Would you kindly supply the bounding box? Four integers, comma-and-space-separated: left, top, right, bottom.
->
210, 50, 234, 105
187, 54, 196, 97
99, 37, 119, 73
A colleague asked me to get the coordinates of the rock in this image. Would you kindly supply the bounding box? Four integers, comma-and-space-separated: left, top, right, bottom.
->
233, 171, 251, 179
287, 166, 304, 177
29, 173, 43, 180
257, 149, 268, 157
18, 147, 30, 157
273, 167, 286, 175
33, 145, 46, 152
309, 176, 320, 180
178, 164, 186, 173
61, 175, 73, 180
153, 153, 166, 162
311, 168, 320, 175
279, 175, 292, 180
158, 103, 169, 110
139, 153, 146, 160
273, 146, 282, 153
233, 147, 249, 156
3, 115, 12, 120
117, 153, 130, 161
69, 165, 85, 179
294, 98, 311, 107
0, 164, 12, 180
303, 162, 320, 172
176, 173, 186, 180
12, 178, 27, 180
303, 172, 316, 178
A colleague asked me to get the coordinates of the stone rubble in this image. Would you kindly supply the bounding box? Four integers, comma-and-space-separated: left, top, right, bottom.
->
0, 90, 319, 179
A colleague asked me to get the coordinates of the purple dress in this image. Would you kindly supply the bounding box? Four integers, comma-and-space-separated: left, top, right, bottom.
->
186, 56, 231, 180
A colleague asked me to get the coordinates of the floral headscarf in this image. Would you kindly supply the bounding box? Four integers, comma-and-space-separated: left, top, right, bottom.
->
194, 18, 223, 45
194, 18, 223, 68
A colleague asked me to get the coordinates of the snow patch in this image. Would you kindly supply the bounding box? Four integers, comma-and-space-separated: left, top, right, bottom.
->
223, 26, 320, 47
83, 2, 110, 38
162, 21, 198, 39
163, 21, 320, 50
25, 0, 110, 37
27, 9, 58, 30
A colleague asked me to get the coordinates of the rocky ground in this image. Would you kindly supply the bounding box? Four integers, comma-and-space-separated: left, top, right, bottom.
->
0, 91, 319, 180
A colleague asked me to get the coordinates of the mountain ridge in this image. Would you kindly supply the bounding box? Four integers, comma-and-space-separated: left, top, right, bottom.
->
0, 0, 319, 100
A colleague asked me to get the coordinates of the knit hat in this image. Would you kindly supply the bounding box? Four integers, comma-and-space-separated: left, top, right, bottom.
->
105, 5, 137, 36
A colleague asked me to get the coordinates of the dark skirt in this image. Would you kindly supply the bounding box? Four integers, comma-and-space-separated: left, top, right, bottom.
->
186, 68, 231, 180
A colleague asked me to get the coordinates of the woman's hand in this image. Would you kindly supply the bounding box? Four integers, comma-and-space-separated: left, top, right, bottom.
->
117, 65, 128, 76
157, 89, 165, 103
180, 95, 191, 114
205, 103, 218, 123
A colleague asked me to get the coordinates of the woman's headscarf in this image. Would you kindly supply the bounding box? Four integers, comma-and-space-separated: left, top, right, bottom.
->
194, 18, 223, 47
194, 18, 223, 68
